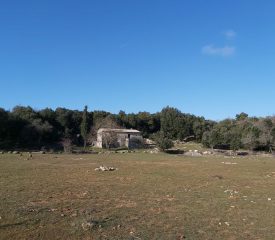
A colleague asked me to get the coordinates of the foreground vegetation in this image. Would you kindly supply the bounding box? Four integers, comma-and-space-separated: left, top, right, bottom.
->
1, 152, 275, 239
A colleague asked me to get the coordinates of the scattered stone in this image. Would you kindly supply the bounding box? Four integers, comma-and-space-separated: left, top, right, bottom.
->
184, 151, 202, 157
242, 196, 248, 201
48, 208, 58, 212
224, 189, 239, 198
116, 150, 129, 154
224, 222, 230, 226
95, 166, 118, 171
82, 222, 93, 231
70, 222, 76, 227
221, 162, 238, 165
148, 148, 159, 154
12, 151, 19, 154
82, 191, 88, 196
268, 198, 272, 201
27, 152, 32, 160
202, 151, 212, 155
28, 208, 37, 212
82, 220, 100, 231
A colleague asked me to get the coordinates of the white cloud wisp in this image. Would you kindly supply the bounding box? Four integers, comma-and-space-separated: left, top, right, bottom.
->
223, 29, 236, 39
202, 45, 235, 57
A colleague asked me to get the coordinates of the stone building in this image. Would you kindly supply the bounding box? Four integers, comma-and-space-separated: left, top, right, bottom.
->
96, 128, 143, 149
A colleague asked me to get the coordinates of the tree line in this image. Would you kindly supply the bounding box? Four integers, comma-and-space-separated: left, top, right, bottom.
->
0, 106, 274, 152
202, 112, 275, 152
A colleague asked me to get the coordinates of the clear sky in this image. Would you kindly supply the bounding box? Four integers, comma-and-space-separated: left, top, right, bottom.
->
0, 0, 274, 120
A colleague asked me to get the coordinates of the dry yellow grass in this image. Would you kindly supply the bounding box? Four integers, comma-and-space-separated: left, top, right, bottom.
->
0, 152, 275, 239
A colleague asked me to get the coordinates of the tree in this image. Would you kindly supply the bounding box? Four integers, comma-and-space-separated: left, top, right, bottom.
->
0, 108, 9, 148
236, 112, 248, 121
271, 128, 275, 151
88, 114, 121, 146
258, 118, 274, 152
160, 107, 183, 139
229, 131, 242, 152
102, 131, 119, 149
202, 129, 220, 149
241, 126, 260, 150
154, 131, 174, 151
61, 138, 72, 153
80, 106, 89, 149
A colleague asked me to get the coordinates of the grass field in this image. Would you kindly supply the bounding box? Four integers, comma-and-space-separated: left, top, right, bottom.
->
0, 152, 275, 240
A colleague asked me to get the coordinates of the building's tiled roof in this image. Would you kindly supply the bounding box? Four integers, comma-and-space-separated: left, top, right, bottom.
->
97, 128, 140, 134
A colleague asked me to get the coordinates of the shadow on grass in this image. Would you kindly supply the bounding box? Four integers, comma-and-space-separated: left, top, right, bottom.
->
0, 219, 29, 229
165, 149, 184, 154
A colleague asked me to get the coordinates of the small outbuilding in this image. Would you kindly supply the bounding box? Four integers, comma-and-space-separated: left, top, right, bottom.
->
96, 128, 143, 149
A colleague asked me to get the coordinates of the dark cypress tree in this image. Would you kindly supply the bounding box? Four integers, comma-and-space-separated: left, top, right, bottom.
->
80, 106, 88, 149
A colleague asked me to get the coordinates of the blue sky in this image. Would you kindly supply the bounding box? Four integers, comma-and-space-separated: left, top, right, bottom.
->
0, 0, 274, 120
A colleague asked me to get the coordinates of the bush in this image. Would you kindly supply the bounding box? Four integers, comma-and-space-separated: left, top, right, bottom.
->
153, 131, 174, 151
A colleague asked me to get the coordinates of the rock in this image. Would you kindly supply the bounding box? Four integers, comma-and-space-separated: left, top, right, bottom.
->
203, 151, 212, 155
82, 222, 93, 231
70, 222, 76, 227
12, 151, 19, 154
148, 148, 159, 154
117, 150, 128, 154
221, 162, 238, 165
95, 166, 118, 171
82, 220, 99, 231
184, 151, 202, 156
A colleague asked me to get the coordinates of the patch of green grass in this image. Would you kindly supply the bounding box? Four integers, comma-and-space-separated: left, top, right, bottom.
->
0, 152, 275, 239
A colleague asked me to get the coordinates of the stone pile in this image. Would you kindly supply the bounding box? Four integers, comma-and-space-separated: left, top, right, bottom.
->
184, 150, 202, 156
94, 166, 118, 171
202, 151, 212, 155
